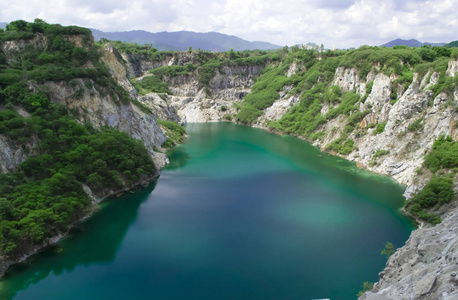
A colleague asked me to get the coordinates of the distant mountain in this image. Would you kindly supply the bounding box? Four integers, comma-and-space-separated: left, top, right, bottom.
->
90, 29, 282, 51
381, 38, 446, 48
0, 22, 7, 29
446, 41, 458, 48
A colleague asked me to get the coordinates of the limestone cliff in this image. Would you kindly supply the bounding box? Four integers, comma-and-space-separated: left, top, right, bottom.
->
118, 50, 458, 300
2, 33, 458, 299
119, 50, 265, 123
0, 34, 168, 278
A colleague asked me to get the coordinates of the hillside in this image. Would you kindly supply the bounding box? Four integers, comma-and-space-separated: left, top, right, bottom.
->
381, 38, 447, 47
1, 20, 458, 299
447, 40, 458, 48
0, 20, 174, 276
90, 28, 282, 51
111, 42, 458, 299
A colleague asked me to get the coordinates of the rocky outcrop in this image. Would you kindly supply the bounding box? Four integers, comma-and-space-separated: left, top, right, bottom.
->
0, 135, 37, 174
446, 59, 458, 77
101, 43, 138, 99
368, 205, 458, 300
122, 51, 202, 77
208, 65, 263, 100
1, 33, 47, 64
43, 79, 166, 158
128, 58, 265, 123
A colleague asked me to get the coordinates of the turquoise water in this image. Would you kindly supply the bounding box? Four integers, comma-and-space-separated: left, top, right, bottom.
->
0, 123, 414, 300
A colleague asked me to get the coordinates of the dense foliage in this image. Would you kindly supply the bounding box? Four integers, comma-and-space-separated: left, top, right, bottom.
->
423, 136, 458, 171
157, 119, 186, 148
0, 20, 159, 258
405, 136, 458, 224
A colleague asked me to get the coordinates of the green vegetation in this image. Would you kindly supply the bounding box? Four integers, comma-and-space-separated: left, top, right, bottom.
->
0, 20, 162, 259
150, 64, 196, 78
374, 122, 387, 134
369, 149, 389, 167
236, 65, 290, 123
0, 104, 157, 256
325, 137, 356, 155
381, 241, 395, 259
406, 136, 457, 224
407, 118, 424, 132
325, 92, 360, 120
356, 282, 374, 297
373, 149, 390, 158
105, 40, 175, 62
131, 75, 171, 95
157, 119, 186, 148
423, 135, 458, 172
406, 176, 453, 224
446, 41, 458, 48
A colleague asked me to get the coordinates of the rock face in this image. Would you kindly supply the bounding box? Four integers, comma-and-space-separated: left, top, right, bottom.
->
0, 135, 37, 174
446, 59, 458, 77
1, 33, 47, 64
42, 79, 167, 168
333, 66, 363, 94
2, 35, 458, 299
133, 60, 264, 123
137, 58, 455, 300
0, 37, 170, 279
370, 207, 458, 300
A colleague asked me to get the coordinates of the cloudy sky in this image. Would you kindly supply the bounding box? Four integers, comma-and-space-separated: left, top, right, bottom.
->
1, 0, 456, 48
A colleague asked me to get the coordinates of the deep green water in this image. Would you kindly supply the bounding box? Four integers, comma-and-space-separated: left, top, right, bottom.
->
0, 123, 414, 300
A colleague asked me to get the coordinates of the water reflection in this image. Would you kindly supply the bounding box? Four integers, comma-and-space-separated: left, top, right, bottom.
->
0, 181, 157, 300
164, 147, 190, 170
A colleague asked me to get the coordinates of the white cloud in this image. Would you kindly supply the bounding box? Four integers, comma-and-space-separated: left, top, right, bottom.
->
0, 0, 457, 48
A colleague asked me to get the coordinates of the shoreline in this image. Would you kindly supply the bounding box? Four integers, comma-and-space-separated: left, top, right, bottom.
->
0, 173, 161, 280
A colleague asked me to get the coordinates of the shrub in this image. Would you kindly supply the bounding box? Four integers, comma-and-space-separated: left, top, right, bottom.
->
423, 135, 458, 172
405, 176, 454, 224
157, 119, 185, 148
381, 242, 395, 259
373, 149, 390, 158
407, 118, 424, 132
374, 122, 387, 134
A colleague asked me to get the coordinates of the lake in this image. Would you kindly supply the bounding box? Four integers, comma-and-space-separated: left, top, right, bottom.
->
0, 123, 414, 300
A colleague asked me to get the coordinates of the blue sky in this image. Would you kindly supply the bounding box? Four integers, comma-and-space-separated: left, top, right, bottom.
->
1, 0, 456, 48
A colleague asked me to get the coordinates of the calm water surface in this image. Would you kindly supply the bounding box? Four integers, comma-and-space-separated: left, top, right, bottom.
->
0, 123, 414, 300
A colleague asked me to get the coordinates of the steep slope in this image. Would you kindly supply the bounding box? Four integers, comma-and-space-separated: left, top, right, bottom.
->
116, 44, 458, 299
0, 21, 170, 278
1, 23, 458, 298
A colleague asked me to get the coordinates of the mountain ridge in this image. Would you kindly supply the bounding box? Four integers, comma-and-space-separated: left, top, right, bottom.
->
90, 28, 282, 51
381, 38, 447, 47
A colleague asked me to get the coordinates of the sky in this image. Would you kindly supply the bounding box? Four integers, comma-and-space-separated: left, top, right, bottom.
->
1, 0, 457, 48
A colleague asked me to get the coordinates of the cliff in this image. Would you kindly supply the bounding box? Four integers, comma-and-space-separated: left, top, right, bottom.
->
2, 25, 458, 299
0, 25, 169, 278
116, 47, 458, 299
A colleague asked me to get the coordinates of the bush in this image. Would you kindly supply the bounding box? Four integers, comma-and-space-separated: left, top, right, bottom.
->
325, 92, 360, 119
326, 137, 356, 155
373, 149, 390, 158
381, 242, 395, 259
374, 122, 387, 134
157, 119, 185, 148
423, 135, 458, 172
132, 76, 171, 95
407, 118, 424, 132
405, 176, 454, 224
356, 282, 374, 297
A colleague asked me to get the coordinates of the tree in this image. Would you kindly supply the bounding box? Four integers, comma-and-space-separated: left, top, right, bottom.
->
6, 20, 28, 31
381, 241, 395, 259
